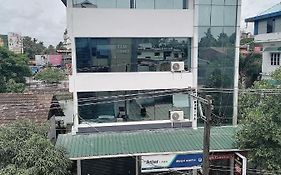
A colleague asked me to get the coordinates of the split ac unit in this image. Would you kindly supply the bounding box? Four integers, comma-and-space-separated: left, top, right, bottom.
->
171, 62, 185, 72
170, 110, 184, 122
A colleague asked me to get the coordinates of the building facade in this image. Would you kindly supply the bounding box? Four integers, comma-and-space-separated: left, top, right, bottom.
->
60, 0, 242, 174
246, 3, 281, 79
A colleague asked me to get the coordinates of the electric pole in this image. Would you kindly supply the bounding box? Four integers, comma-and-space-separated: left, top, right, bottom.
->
202, 95, 212, 175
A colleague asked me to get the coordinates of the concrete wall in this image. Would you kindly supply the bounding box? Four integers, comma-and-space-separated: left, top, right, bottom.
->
69, 72, 193, 92
70, 8, 194, 38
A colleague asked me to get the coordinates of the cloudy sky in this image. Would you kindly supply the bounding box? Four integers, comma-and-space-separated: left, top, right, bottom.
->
0, 0, 280, 46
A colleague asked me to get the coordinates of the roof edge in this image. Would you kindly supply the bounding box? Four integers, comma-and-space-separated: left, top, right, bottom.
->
68, 149, 242, 160
245, 11, 281, 22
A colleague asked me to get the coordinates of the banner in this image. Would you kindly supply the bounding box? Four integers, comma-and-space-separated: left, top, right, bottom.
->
141, 153, 203, 173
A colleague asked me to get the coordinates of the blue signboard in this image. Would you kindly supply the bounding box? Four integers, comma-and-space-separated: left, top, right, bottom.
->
142, 153, 203, 173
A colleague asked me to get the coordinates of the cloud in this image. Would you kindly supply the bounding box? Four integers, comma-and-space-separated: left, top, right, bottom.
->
0, 0, 66, 46
0, 0, 280, 45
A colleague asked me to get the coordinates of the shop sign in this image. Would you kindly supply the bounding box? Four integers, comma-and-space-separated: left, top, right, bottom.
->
141, 153, 203, 173
234, 153, 247, 175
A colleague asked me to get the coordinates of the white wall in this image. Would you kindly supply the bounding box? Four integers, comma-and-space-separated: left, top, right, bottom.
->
69, 72, 193, 92
70, 8, 194, 38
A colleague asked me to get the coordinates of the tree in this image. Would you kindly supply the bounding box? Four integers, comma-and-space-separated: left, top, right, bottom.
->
0, 120, 71, 175
46, 45, 56, 54
23, 36, 46, 59
239, 53, 262, 88
0, 47, 31, 93
35, 68, 66, 84
237, 67, 281, 172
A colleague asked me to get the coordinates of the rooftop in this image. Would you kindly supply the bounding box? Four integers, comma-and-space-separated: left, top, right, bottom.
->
0, 93, 62, 126
56, 126, 239, 160
245, 3, 281, 22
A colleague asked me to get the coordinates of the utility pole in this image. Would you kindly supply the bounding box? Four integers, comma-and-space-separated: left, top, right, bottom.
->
202, 95, 212, 175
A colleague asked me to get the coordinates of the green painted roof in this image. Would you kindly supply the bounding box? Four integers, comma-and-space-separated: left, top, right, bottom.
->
56, 126, 239, 160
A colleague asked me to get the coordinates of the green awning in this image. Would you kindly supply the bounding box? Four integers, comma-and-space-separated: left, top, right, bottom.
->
263, 47, 281, 52
56, 126, 239, 160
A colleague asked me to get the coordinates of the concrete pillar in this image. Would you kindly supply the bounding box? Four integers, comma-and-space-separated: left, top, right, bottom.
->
77, 160, 82, 175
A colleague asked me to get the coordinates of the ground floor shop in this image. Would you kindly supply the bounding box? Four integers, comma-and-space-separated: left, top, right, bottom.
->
56, 126, 245, 175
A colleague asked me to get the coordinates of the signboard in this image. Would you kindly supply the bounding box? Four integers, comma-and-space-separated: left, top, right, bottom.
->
49, 55, 62, 66
8, 32, 23, 54
234, 153, 247, 175
209, 153, 234, 160
141, 153, 203, 173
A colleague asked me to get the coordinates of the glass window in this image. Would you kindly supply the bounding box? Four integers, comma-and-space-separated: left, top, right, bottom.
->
96, 0, 116, 8
224, 6, 237, 26
136, 0, 154, 9
78, 90, 191, 123
155, 0, 173, 9
225, 0, 238, 5
117, 0, 130, 8
198, 5, 211, 26
267, 19, 275, 33
197, 0, 211, 5
174, 0, 184, 9
211, 6, 224, 26
212, 0, 224, 5
76, 37, 191, 73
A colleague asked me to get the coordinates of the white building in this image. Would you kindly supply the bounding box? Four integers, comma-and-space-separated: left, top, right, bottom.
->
58, 0, 242, 174
246, 3, 281, 79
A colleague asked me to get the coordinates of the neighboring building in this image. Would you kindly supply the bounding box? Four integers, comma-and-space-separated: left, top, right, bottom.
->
0, 34, 8, 48
35, 54, 63, 67
0, 93, 64, 142
57, 0, 242, 174
8, 32, 23, 54
0, 33, 23, 54
246, 2, 281, 79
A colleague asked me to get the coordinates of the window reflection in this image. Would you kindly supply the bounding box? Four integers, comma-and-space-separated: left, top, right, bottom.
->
78, 91, 191, 123
73, 0, 187, 9
76, 37, 191, 73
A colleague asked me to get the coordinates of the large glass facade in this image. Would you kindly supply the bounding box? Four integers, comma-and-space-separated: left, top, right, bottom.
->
78, 90, 191, 123
196, 0, 240, 124
73, 0, 187, 9
75, 37, 191, 73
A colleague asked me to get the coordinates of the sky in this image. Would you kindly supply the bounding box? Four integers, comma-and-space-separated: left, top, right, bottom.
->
0, 0, 280, 46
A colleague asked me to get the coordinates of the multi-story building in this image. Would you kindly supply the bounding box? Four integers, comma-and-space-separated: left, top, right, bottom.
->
57, 0, 242, 174
246, 3, 281, 79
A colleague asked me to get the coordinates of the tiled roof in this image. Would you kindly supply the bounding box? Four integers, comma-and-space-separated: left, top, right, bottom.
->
0, 93, 55, 126
245, 3, 281, 22
56, 126, 239, 160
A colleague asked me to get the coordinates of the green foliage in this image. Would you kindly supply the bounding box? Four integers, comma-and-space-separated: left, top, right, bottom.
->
237, 68, 281, 172
0, 120, 71, 175
23, 36, 47, 59
35, 68, 66, 84
0, 47, 31, 93
240, 38, 254, 50
46, 45, 56, 54
239, 53, 262, 88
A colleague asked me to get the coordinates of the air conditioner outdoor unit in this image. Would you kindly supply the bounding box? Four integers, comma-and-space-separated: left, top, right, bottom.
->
171, 62, 185, 72
170, 110, 184, 122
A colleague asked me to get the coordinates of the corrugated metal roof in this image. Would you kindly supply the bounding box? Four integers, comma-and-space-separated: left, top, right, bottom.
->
56, 126, 238, 160
245, 3, 281, 22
